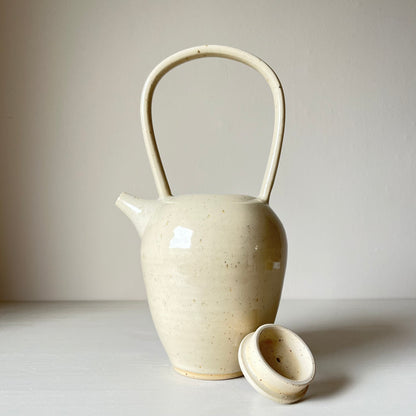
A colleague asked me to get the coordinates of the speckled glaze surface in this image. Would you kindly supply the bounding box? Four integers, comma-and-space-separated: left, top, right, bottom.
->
116, 45, 287, 379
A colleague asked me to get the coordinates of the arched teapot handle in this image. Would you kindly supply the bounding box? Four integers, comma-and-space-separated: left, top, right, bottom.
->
140, 45, 285, 203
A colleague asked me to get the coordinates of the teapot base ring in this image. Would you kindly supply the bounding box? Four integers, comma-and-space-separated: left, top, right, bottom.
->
174, 367, 243, 380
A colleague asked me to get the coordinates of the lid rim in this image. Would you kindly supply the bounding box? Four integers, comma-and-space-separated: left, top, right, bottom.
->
253, 323, 316, 386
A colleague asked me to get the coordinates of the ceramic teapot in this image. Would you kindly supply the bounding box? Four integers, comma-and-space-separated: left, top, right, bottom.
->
116, 45, 287, 380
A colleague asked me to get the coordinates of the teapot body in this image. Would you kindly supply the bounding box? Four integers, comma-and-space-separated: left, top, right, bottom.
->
141, 194, 287, 379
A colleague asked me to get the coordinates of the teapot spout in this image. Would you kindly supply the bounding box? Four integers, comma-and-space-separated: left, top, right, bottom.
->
115, 192, 160, 238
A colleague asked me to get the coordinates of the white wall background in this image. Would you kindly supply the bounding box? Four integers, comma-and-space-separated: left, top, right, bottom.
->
1, 0, 415, 300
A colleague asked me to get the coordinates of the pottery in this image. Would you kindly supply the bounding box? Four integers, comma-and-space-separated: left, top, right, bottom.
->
116, 45, 287, 380
238, 324, 315, 403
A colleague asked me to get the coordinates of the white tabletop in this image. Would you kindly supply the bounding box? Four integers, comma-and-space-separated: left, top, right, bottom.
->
0, 299, 415, 415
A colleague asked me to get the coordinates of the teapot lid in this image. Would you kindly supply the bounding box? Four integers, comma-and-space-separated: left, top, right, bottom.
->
238, 324, 315, 404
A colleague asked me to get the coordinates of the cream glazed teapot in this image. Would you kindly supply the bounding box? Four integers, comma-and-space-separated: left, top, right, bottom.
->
116, 45, 289, 381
